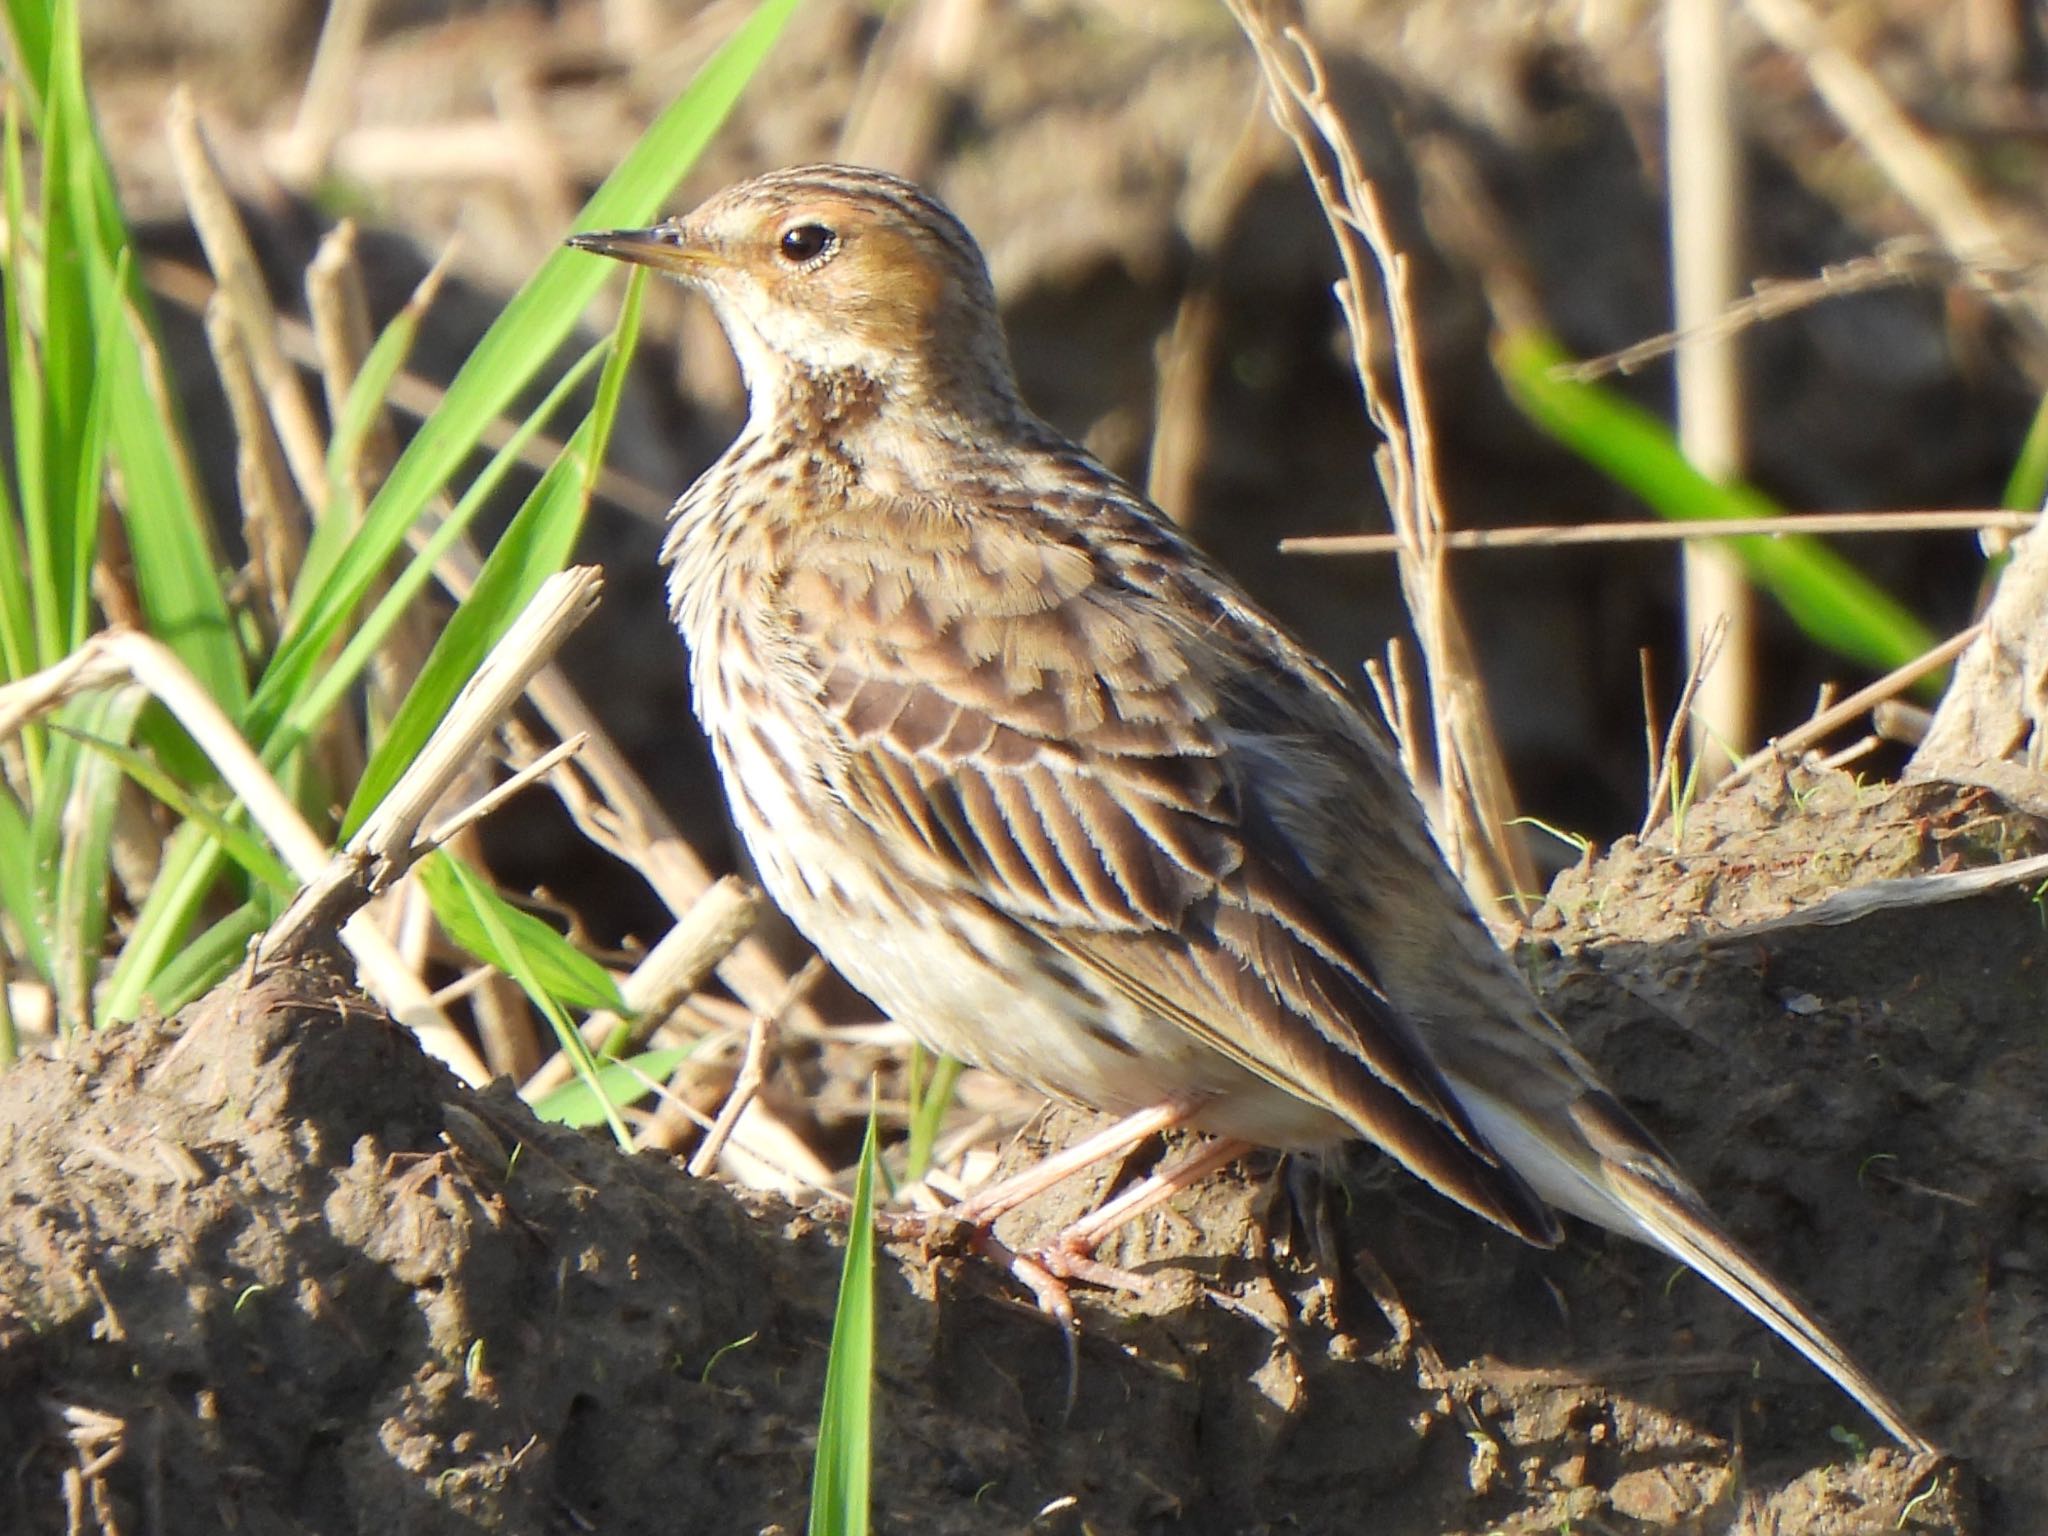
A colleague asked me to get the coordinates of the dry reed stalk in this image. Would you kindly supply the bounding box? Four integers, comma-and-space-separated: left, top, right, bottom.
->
1666, 0, 1755, 774
1224, 0, 1535, 914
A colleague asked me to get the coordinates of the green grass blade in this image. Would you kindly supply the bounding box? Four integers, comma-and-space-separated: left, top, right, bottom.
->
0, 786, 53, 982
0, 97, 42, 688
29, 15, 91, 668
0, 0, 54, 120
97, 825, 228, 1024
340, 270, 645, 833
1497, 329, 1938, 674
143, 899, 273, 1018
265, 335, 609, 771
2002, 389, 2048, 512
808, 1108, 877, 1536
252, 0, 801, 741
437, 851, 632, 1146
55, 724, 296, 892
902, 1047, 963, 1182
48, 0, 242, 711
413, 852, 627, 1014
532, 1045, 699, 1128
45, 686, 146, 1032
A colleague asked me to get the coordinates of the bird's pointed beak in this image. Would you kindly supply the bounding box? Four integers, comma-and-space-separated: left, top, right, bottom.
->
565, 224, 710, 277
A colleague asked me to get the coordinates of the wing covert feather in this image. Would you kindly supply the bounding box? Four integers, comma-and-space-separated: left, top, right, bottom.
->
784, 506, 1558, 1244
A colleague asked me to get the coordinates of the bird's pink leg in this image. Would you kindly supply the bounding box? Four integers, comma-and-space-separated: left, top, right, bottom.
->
1045, 1135, 1252, 1267
946, 1099, 1200, 1228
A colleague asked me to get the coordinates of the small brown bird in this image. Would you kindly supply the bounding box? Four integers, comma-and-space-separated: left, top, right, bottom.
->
571, 165, 1929, 1452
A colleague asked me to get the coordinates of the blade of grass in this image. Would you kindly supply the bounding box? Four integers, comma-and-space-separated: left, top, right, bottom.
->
808, 1107, 877, 1536
97, 822, 229, 1023
531, 1044, 698, 1128
265, 334, 609, 771
339, 268, 645, 833
2001, 389, 2048, 513
1498, 328, 1938, 675
413, 852, 626, 1014
0, 787, 53, 981
50, 0, 243, 712
56, 724, 296, 892
438, 851, 632, 1147
145, 899, 272, 1017
45, 686, 146, 1032
902, 1046, 963, 1183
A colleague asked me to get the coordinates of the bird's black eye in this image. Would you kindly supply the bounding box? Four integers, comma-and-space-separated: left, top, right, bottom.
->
777, 223, 837, 264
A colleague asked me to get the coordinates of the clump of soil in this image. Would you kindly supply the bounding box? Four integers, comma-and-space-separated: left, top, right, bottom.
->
3, 767, 2040, 1533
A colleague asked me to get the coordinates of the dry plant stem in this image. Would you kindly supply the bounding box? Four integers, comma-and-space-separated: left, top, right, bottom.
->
503, 685, 821, 1034
1668, 0, 1755, 774
0, 630, 480, 1078
346, 569, 605, 875
1722, 622, 1985, 792
685, 953, 827, 1176
425, 735, 586, 849
1741, 0, 2045, 348
1145, 98, 1271, 525
1281, 508, 2039, 554
1642, 615, 1728, 841
519, 873, 762, 1099
167, 90, 330, 512
1715, 846, 2048, 937
1226, 0, 1534, 912
834, 0, 985, 182
259, 567, 605, 1083
1908, 518, 2048, 780
275, 0, 382, 186
1561, 240, 1952, 383
306, 221, 411, 508
202, 294, 307, 636
1639, 650, 1664, 824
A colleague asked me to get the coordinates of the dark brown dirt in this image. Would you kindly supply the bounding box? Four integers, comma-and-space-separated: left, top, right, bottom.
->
3, 769, 2041, 1533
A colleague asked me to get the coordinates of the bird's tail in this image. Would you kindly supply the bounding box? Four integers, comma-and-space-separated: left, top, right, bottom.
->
1461, 1083, 1937, 1454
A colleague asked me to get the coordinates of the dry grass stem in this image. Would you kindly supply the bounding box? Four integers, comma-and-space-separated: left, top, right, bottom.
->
685, 953, 829, 1177
834, 0, 986, 181
1742, 0, 2046, 347
520, 875, 763, 1099
167, 90, 331, 512
0, 629, 482, 1078
347, 569, 604, 867
1872, 700, 1931, 747
1638, 650, 1664, 827
1145, 98, 1271, 526
501, 682, 825, 1037
305, 221, 411, 510
1715, 847, 2048, 938
274, 0, 383, 187
1225, 0, 1534, 911
425, 734, 586, 850
256, 568, 606, 1083
1561, 240, 1954, 382
1281, 508, 2038, 555
202, 293, 308, 636
1723, 622, 1986, 792
1667, 0, 1755, 775
1642, 615, 1729, 842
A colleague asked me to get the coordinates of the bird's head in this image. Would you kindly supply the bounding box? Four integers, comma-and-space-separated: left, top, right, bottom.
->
571, 164, 1021, 428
